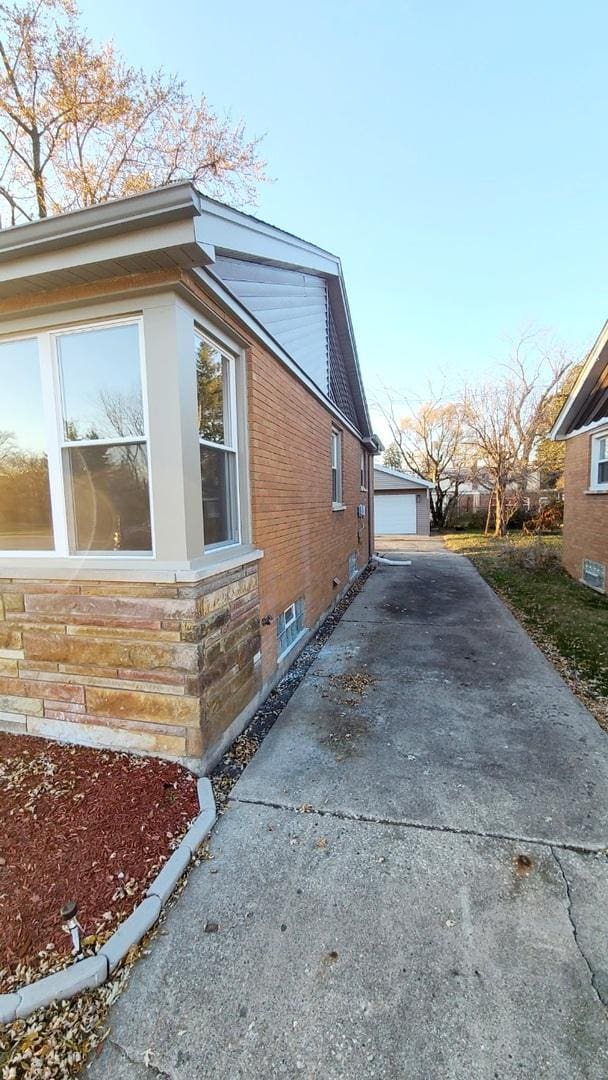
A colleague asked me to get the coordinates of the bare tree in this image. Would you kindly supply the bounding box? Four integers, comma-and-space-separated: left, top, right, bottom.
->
463, 331, 572, 536
377, 389, 469, 528
0, 0, 266, 226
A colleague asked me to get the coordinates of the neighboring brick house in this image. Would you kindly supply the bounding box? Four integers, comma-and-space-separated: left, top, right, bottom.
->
552, 322, 608, 592
0, 184, 379, 769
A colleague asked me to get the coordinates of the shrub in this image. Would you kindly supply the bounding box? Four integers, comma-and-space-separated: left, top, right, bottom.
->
496, 537, 562, 572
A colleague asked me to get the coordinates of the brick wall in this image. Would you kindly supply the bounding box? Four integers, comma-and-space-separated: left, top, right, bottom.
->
563, 431, 608, 585
247, 339, 370, 681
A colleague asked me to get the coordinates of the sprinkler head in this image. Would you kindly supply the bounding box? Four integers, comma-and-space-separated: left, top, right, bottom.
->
61, 900, 78, 920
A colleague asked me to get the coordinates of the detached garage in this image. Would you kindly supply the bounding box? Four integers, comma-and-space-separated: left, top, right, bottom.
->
374, 466, 432, 536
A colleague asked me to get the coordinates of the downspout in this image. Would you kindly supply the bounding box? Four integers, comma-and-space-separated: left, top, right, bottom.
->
367, 451, 373, 559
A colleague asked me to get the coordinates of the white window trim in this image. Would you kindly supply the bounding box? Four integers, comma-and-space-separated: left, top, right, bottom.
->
0, 292, 254, 575
360, 449, 367, 491
0, 315, 155, 560
195, 328, 242, 553
331, 427, 343, 510
589, 429, 608, 493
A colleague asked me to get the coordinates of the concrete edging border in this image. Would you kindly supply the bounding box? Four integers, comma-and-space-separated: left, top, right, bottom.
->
0, 777, 217, 1024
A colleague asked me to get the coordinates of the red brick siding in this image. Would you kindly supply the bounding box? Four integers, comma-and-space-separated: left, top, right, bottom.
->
563, 430, 608, 584
247, 340, 370, 680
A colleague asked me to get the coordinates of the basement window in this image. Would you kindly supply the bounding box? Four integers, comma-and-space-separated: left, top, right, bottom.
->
277, 598, 305, 658
582, 559, 605, 592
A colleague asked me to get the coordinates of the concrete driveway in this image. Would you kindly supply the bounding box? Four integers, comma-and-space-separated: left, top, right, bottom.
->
89, 550, 608, 1080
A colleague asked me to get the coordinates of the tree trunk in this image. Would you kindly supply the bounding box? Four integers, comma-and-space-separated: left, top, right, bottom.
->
31, 129, 47, 218
484, 492, 493, 536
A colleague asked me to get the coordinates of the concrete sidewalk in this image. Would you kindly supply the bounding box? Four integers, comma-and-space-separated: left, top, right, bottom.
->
89, 553, 608, 1080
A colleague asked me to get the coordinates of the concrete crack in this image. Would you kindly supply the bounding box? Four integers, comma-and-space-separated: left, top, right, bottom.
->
108, 1037, 178, 1079
551, 847, 607, 1008
230, 794, 608, 856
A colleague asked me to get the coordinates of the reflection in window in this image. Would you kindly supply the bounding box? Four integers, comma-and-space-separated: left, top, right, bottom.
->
195, 333, 239, 549
0, 338, 53, 550
196, 339, 227, 444
56, 322, 152, 554
65, 444, 152, 552
58, 323, 144, 442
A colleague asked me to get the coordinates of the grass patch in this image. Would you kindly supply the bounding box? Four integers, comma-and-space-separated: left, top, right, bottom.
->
443, 531, 608, 727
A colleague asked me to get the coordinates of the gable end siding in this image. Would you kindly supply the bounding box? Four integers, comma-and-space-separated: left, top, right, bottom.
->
212, 256, 329, 393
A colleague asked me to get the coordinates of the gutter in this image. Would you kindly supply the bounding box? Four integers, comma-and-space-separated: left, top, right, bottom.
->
0, 182, 200, 264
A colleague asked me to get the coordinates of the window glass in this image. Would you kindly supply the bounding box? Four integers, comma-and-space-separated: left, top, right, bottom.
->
196, 339, 228, 445
277, 598, 304, 656
196, 334, 239, 549
331, 430, 342, 504
65, 443, 152, 552
0, 338, 53, 550
200, 445, 237, 546
57, 322, 151, 554
597, 437, 608, 485
58, 323, 143, 442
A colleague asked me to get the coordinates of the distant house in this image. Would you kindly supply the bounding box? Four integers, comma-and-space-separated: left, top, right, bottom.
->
552, 322, 608, 592
373, 466, 431, 536
454, 467, 554, 519
0, 183, 379, 768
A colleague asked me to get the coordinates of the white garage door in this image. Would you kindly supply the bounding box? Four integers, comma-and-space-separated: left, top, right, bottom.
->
375, 493, 417, 535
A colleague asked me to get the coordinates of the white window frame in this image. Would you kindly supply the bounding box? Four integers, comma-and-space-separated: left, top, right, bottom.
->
331, 428, 343, 509
195, 329, 241, 552
0, 315, 154, 559
590, 430, 608, 492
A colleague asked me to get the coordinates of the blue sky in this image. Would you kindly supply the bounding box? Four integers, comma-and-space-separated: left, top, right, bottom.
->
81, 0, 608, 438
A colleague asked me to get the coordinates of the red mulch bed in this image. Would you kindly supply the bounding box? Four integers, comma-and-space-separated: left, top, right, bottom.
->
0, 732, 199, 991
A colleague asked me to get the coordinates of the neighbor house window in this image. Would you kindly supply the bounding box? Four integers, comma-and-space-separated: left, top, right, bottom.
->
277, 598, 305, 657
196, 333, 239, 549
591, 433, 608, 489
0, 318, 152, 557
0, 338, 54, 551
331, 429, 342, 506
57, 322, 152, 553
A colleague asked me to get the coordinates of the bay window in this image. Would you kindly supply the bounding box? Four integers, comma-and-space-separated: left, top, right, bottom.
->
57, 323, 152, 553
0, 308, 249, 566
195, 333, 239, 549
0, 318, 152, 557
0, 338, 54, 551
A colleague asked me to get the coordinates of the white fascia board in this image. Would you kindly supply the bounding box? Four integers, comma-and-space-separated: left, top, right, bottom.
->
0, 219, 211, 286
0, 182, 200, 263
194, 203, 340, 277
196, 268, 366, 442
551, 319, 608, 440
563, 417, 608, 440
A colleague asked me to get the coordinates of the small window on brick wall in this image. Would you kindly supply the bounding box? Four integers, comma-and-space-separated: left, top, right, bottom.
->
277, 598, 305, 658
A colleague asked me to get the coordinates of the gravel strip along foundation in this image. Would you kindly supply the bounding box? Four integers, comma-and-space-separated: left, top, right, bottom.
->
0, 562, 374, 1079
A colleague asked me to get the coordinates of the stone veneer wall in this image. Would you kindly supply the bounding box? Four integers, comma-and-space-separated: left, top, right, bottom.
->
0, 561, 261, 764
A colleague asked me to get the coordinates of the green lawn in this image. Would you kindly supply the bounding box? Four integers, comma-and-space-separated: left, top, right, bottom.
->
443, 531, 608, 727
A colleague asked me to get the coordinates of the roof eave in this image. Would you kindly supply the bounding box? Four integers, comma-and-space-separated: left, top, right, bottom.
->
551, 320, 608, 439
